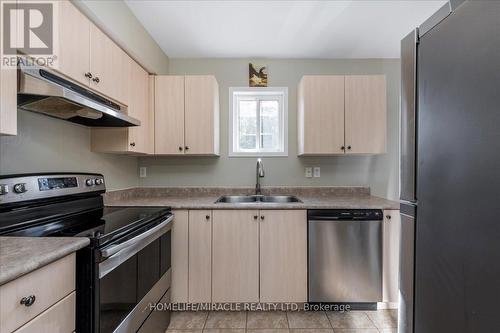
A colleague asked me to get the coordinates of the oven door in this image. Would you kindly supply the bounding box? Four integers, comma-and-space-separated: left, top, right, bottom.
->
97, 214, 173, 333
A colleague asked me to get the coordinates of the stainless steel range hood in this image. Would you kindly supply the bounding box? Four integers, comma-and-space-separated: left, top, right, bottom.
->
17, 65, 140, 127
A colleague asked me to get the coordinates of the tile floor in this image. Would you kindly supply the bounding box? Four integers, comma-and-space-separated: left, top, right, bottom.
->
166, 310, 397, 333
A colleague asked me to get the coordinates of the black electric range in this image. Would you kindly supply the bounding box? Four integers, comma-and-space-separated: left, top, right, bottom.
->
0, 173, 173, 333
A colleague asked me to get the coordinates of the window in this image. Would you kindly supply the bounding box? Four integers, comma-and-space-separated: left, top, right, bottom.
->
229, 87, 288, 156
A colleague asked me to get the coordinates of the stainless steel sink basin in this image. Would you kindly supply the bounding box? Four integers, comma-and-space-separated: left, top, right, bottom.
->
215, 195, 259, 203
215, 195, 302, 204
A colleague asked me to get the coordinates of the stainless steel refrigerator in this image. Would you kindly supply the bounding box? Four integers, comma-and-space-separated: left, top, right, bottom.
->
399, 1, 500, 332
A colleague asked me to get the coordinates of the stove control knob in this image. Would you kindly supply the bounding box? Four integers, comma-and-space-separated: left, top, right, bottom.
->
95, 179, 103, 185
13, 183, 27, 194
86, 179, 95, 186
0, 184, 9, 195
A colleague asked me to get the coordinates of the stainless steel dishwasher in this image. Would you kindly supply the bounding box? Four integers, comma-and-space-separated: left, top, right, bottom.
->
308, 209, 383, 305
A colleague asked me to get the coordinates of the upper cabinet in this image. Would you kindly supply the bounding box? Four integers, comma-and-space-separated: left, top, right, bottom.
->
91, 60, 153, 154
56, 1, 129, 105
298, 75, 386, 155
345, 75, 387, 154
298, 75, 345, 155
0, 67, 17, 136
155, 75, 220, 156
0, 2, 17, 136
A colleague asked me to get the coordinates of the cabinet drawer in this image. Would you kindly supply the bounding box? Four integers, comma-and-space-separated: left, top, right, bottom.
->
14, 292, 75, 333
0, 254, 75, 332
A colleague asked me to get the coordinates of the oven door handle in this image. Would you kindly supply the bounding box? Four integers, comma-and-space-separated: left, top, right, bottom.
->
101, 215, 173, 259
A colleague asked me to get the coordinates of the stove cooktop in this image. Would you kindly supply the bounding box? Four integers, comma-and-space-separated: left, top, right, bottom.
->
1, 205, 171, 247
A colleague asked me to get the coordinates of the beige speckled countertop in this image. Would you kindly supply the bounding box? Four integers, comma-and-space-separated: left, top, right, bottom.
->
0, 237, 89, 285
104, 186, 400, 210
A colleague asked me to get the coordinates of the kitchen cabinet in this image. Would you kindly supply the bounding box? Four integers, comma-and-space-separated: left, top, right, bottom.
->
155, 75, 220, 156
0, 254, 75, 333
298, 75, 345, 155
260, 210, 307, 302
57, 0, 90, 87
0, 1, 17, 136
0, 67, 17, 135
298, 74, 386, 155
345, 75, 387, 154
382, 209, 401, 305
184, 76, 220, 155
55, 1, 129, 105
171, 210, 188, 303
155, 76, 185, 154
188, 210, 212, 303
90, 60, 153, 154
212, 210, 259, 302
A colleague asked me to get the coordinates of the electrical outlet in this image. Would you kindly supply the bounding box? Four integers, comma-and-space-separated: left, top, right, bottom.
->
313, 167, 321, 178
139, 167, 147, 178
305, 167, 313, 178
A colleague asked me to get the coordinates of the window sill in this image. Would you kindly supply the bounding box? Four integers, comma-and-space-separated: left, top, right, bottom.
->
229, 152, 288, 157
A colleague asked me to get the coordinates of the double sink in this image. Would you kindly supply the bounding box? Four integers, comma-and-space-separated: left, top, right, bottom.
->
215, 195, 302, 204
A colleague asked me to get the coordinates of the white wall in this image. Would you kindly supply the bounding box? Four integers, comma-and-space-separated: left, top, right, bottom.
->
139, 58, 400, 200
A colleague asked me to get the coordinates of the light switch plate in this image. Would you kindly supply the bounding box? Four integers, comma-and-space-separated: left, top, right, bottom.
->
313, 167, 321, 178
139, 167, 147, 178
305, 167, 313, 178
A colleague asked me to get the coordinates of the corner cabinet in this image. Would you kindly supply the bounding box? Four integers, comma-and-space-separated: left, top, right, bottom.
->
298, 75, 386, 155
90, 61, 153, 154
155, 75, 220, 156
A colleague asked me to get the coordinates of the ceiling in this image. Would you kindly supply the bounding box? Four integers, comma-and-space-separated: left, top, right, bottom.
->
126, 0, 446, 59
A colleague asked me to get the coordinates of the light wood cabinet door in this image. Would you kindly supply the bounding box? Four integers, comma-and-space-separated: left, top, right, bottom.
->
260, 210, 307, 302
155, 76, 185, 154
345, 75, 387, 154
14, 292, 75, 333
89, 24, 128, 104
90, 59, 151, 154
171, 210, 188, 303
383, 210, 401, 305
212, 210, 259, 302
188, 210, 212, 303
128, 60, 151, 153
0, 67, 17, 135
184, 76, 220, 155
0, 254, 75, 333
298, 75, 345, 155
57, 0, 90, 87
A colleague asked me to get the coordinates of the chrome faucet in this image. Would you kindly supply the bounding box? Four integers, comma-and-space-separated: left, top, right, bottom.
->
255, 158, 265, 195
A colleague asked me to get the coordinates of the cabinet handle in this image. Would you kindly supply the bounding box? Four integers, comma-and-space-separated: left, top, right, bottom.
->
130, 142, 136, 147
347, 146, 352, 150
178, 146, 183, 151
260, 215, 265, 220
253, 215, 258, 220
20, 295, 36, 307
92, 77, 100, 83
341, 146, 345, 151
84, 72, 93, 79
205, 215, 210, 220
185, 146, 189, 151
386, 215, 392, 220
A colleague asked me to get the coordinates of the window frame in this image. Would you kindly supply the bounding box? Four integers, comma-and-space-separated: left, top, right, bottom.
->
229, 87, 288, 157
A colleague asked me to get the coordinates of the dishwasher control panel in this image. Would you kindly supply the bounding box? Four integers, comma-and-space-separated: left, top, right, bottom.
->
308, 209, 383, 220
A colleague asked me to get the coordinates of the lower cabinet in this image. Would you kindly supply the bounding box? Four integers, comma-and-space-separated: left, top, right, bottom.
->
382, 209, 401, 305
171, 210, 188, 303
170, 209, 308, 303
0, 254, 76, 333
260, 210, 308, 302
212, 210, 259, 302
188, 210, 212, 303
